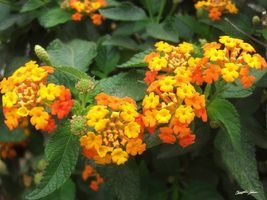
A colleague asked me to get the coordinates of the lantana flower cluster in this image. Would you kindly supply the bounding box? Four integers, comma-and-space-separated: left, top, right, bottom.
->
194, 0, 238, 21
61, 0, 107, 24
79, 93, 146, 165
142, 36, 267, 147
0, 61, 74, 133
143, 41, 207, 147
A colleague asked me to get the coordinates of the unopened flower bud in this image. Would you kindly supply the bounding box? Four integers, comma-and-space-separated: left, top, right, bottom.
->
70, 115, 88, 136
197, 8, 203, 19
75, 79, 95, 94
37, 159, 46, 171
34, 172, 43, 185
34, 45, 52, 65
199, 38, 207, 46
252, 16, 260, 27
210, 120, 220, 129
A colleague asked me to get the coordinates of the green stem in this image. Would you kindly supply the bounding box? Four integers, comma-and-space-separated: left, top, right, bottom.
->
146, 0, 154, 22
163, 1, 179, 22
156, 0, 166, 23
208, 80, 227, 104
81, 92, 88, 109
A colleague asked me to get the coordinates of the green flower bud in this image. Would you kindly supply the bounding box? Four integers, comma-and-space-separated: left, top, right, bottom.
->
197, 8, 203, 19
37, 159, 46, 171
210, 120, 220, 129
34, 45, 52, 65
70, 115, 88, 136
199, 38, 207, 47
34, 172, 43, 185
252, 16, 260, 27
75, 79, 94, 94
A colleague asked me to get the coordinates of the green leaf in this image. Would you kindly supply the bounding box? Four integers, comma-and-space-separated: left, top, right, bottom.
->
53, 66, 89, 80
47, 39, 97, 72
214, 130, 266, 200
172, 17, 194, 40
41, 179, 76, 200
26, 123, 80, 199
181, 181, 224, 200
113, 20, 148, 36
102, 35, 139, 50
0, 3, 10, 22
146, 21, 179, 43
95, 35, 120, 75
200, 13, 253, 39
117, 50, 153, 68
207, 99, 242, 154
147, 180, 168, 200
38, 8, 71, 28
219, 68, 267, 98
100, 159, 140, 200
177, 15, 212, 40
21, 0, 45, 12
100, 69, 147, 101
99, 2, 147, 21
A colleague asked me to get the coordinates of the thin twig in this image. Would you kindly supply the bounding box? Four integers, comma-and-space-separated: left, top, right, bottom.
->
224, 17, 267, 48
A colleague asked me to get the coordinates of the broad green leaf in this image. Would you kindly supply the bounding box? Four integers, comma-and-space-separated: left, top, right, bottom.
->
53, 66, 90, 80
21, 0, 44, 12
146, 21, 179, 43
95, 35, 120, 75
26, 123, 80, 199
100, 159, 140, 200
218, 68, 267, 98
172, 17, 194, 40
102, 35, 139, 50
156, 122, 210, 158
38, 8, 71, 28
177, 15, 212, 40
181, 181, 224, 200
47, 39, 97, 72
200, 13, 253, 39
100, 69, 147, 101
113, 20, 148, 36
148, 180, 168, 200
99, 2, 147, 21
214, 130, 266, 200
261, 29, 267, 41
207, 99, 242, 154
0, 3, 10, 22
41, 179, 75, 200
117, 50, 153, 68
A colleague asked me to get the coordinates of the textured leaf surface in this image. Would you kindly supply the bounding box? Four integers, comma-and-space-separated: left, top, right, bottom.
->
100, 69, 147, 101
54, 66, 89, 80
101, 159, 140, 200
118, 50, 153, 68
47, 39, 97, 72
99, 2, 147, 21
21, 0, 44, 12
27, 123, 80, 199
38, 8, 71, 28
207, 99, 242, 154
95, 35, 120, 75
181, 181, 224, 200
146, 21, 179, 43
215, 130, 266, 200
102, 35, 138, 50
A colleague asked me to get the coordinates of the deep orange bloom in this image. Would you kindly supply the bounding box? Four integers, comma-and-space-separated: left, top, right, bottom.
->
209, 8, 222, 21
179, 134, 196, 147
72, 12, 83, 21
158, 127, 176, 144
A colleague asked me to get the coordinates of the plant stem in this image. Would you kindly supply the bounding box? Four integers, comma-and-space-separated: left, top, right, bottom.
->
156, 0, 166, 23
81, 92, 88, 109
208, 80, 227, 104
146, 0, 154, 22
163, 0, 179, 22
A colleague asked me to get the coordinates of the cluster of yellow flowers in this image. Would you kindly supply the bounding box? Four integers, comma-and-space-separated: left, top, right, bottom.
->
61, 0, 107, 24
142, 36, 267, 147
194, 0, 238, 21
0, 61, 74, 133
79, 93, 146, 165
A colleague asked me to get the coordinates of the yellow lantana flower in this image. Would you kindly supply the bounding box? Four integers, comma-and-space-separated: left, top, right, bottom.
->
111, 148, 128, 165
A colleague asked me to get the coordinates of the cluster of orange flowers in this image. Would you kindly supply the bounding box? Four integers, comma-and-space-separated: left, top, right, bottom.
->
194, 0, 238, 21
142, 36, 267, 147
82, 165, 104, 191
0, 61, 74, 133
79, 93, 146, 165
0, 140, 28, 159
61, 0, 107, 24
